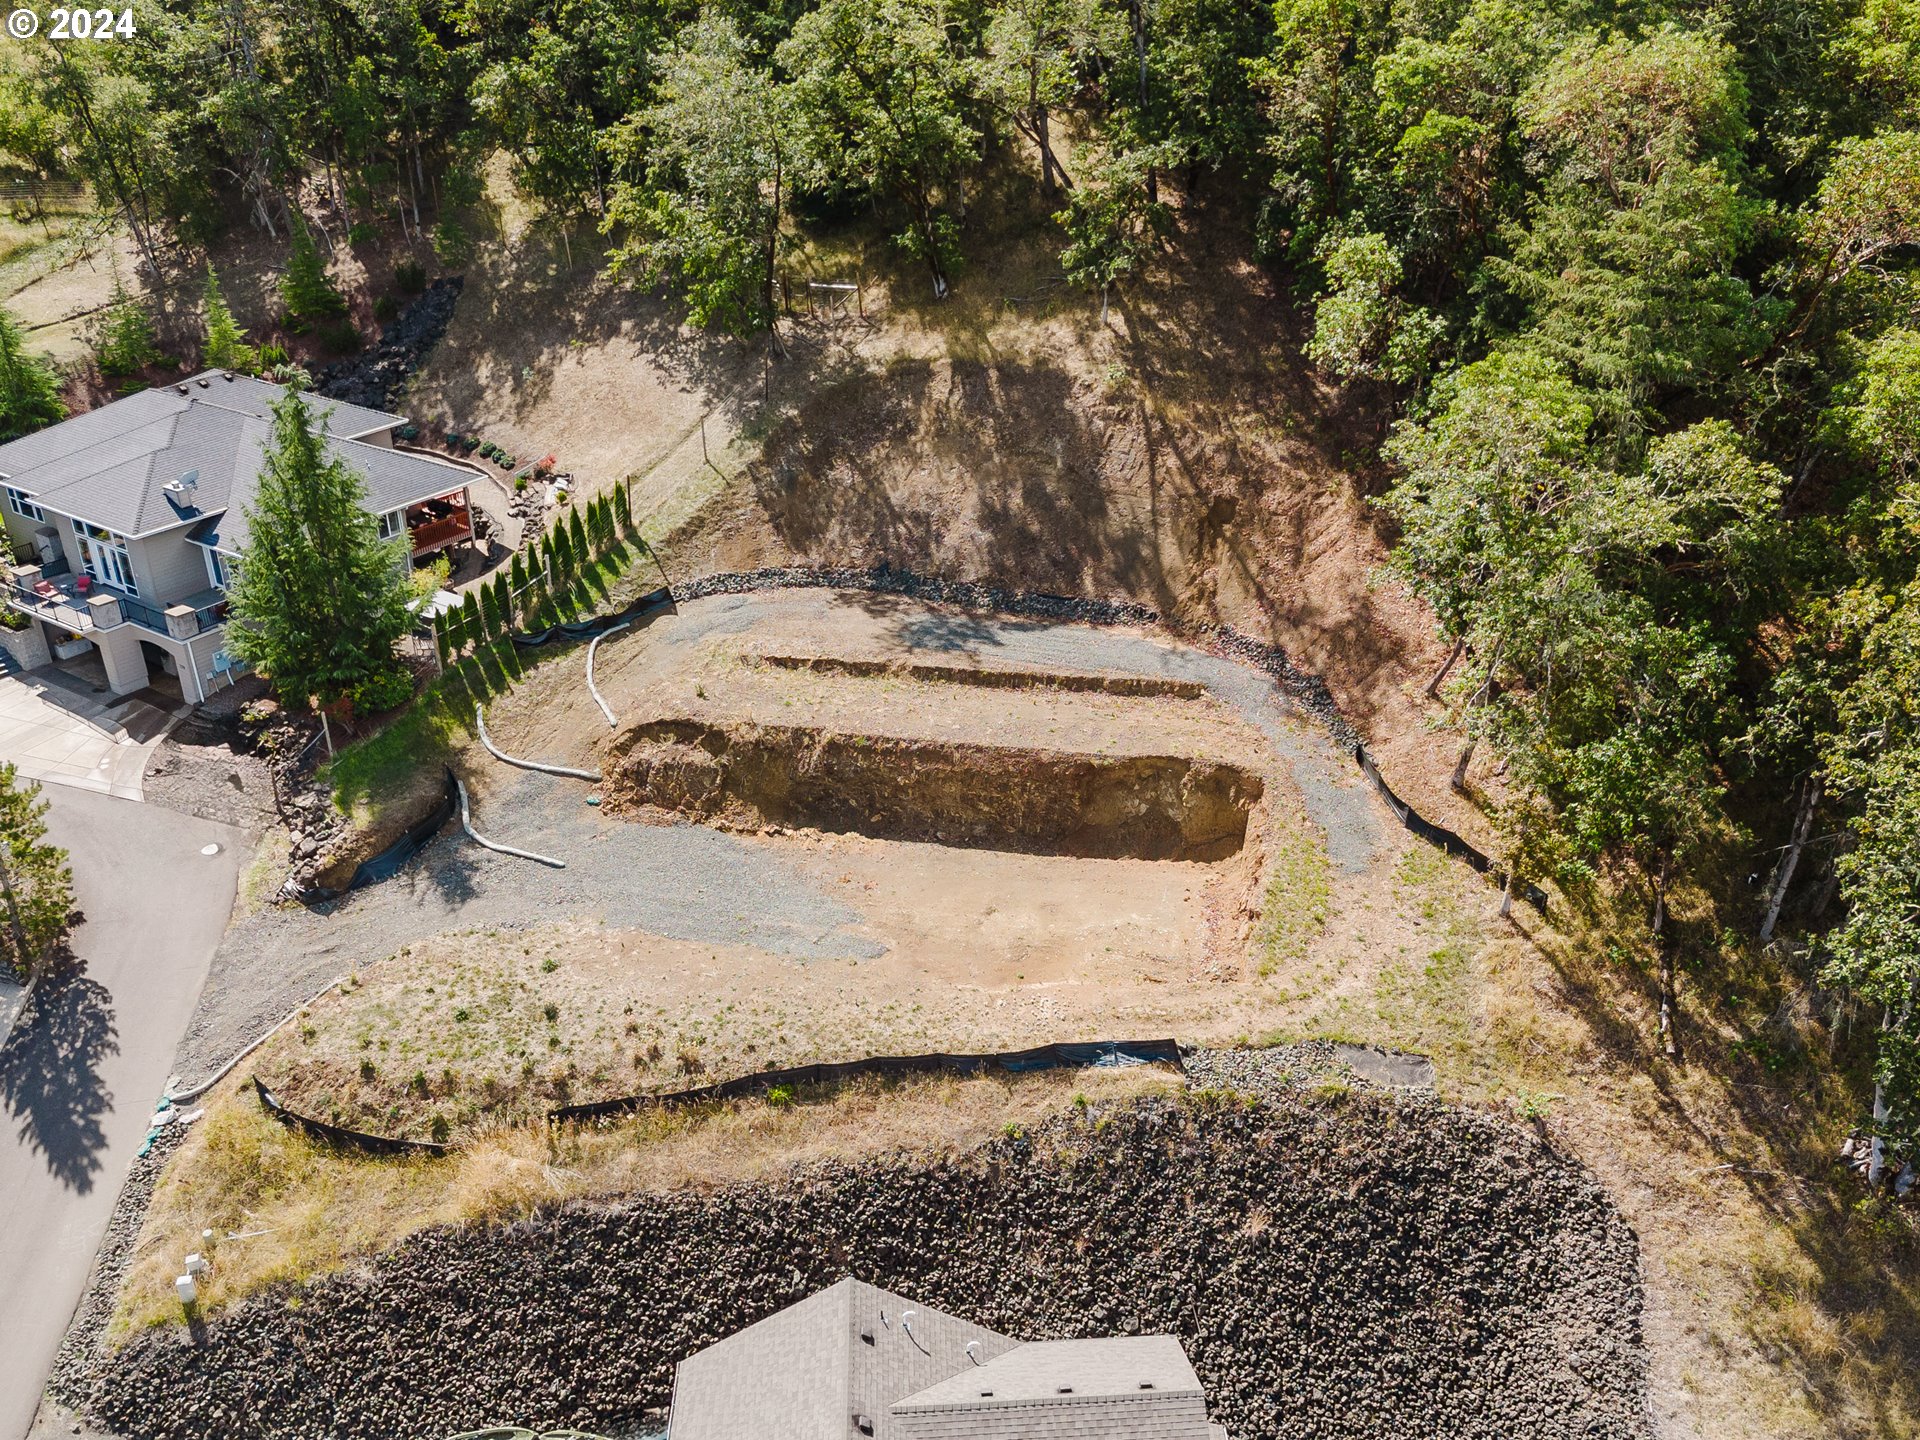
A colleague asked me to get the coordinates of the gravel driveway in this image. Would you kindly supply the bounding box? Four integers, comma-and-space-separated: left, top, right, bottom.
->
176, 766, 882, 1084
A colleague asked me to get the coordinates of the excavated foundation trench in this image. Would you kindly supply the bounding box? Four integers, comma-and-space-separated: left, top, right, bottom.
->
606, 719, 1264, 861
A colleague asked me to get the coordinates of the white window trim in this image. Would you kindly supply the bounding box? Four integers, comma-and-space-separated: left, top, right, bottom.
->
5, 487, 45, 523
70, 517, 138, 596
203, 546, 230, 591
377, 509, 405, 541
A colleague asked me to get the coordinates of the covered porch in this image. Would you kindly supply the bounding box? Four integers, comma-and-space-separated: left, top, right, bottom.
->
406, 487, 475, 558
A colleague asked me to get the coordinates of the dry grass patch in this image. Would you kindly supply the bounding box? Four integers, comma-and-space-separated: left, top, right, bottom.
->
113, 1063, 1178, 1339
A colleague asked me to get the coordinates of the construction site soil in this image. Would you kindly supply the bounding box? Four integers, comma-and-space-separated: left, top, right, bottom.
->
85, 1077, 1646, 1440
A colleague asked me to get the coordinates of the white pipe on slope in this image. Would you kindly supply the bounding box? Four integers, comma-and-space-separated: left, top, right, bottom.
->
474, 703, 601, 781
586, 620, 631, 728
454, 770, 566, 869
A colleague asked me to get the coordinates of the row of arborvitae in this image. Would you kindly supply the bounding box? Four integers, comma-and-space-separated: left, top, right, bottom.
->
433, 483, 637, 666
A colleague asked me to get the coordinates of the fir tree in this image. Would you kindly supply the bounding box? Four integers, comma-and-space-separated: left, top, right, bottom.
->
492, 572, 514, 631
568, 505, 589, 563
0, 306, 64, 441
479, 574, 502, 635
202, 265, 249, 373
509, 550, 528, 594
226, 388, 413, 704
281, 213, 347, 323
460, 591, 482, 650
0, 763, 73, 981
94, 278, 161, 377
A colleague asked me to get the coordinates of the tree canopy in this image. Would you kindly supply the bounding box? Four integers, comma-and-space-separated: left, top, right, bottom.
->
225, 389, 414, 709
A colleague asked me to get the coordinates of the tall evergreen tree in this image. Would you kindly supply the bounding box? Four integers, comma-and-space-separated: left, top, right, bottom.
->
281, 212, 347, 323
226, 389, 413, 705
0, 305, 64, 441
0, 763, 73, 981
202, 265, 249, 373
93, 276, 161, 377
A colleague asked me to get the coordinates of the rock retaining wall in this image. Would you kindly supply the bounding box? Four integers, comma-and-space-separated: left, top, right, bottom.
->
87, 1084, 1646, 1440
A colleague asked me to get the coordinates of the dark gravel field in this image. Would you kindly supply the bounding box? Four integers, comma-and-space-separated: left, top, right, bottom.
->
87, 1066, 1646, 1440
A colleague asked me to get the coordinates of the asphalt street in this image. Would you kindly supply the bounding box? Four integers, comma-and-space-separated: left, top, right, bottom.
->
0, 787, 240, 1439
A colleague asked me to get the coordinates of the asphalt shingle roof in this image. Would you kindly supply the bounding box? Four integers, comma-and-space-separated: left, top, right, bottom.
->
891, 1335, 1214, 1440
667, 1279, 1020, 1440
0, 372, 463, 545
668, 1281, 1226, 1440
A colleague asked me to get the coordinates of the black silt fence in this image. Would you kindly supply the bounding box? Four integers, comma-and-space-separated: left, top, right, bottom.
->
1356, 747, 1549, 913
253, 1078, 449, 1157
549, 1038, 1185, 1125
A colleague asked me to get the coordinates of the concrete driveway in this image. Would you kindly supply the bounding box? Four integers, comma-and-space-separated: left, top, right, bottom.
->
0, 787, 241, 1440
0, 668, 179, 801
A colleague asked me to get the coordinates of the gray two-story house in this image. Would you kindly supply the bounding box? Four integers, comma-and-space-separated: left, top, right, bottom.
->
0, 371, 478, 702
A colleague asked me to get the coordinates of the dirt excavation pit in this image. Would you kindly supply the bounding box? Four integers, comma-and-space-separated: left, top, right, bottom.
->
605, 718, 1265, 861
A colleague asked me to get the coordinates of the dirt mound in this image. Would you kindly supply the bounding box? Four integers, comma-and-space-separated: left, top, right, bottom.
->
607, 717, 1263, 861
86, 1086, 1646, 1440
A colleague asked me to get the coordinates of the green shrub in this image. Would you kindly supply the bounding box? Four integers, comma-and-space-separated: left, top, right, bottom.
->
372, 295, 398, 323
766, 1084, 795, 1107
394, 260, 427, 295
431, 219, 472, 267
429, 1113, 451, 1143
349, 666, 414, 716
514, 475, 528, 492
319, 319, 361, 354
347, 222, 377, 247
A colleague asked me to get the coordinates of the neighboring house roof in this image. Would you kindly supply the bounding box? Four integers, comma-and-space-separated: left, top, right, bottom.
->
667, 1280, 1226, 1440
0, 371, 468, 548
667, 1279, 1021, 1440
891, 1335, 1214, 1440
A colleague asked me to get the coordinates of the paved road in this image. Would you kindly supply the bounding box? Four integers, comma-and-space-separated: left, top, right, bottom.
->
0, 787, 240, 1440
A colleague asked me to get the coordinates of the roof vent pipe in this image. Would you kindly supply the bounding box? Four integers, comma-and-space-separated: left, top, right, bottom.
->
966, 1341, 982, 1365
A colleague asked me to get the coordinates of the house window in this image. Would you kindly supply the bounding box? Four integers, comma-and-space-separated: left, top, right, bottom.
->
377, 509, 404, 541
70, 517, 138, 595
5, 487, 44, 522
203, 547, 231, 591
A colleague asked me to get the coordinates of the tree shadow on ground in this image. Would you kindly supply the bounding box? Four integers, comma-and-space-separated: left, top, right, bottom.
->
0, 956, 119, 1194
1505, 865, 1920, 1438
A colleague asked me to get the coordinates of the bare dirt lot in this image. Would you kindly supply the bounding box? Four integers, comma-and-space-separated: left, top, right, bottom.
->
250, 589, 1360, 1142
403, 206, 1468, 845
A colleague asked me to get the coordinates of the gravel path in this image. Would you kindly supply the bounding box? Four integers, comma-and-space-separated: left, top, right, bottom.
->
175, 767, 881, 1083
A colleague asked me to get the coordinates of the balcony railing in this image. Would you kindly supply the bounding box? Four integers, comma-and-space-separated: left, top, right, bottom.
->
409, 508, 473, 555
6, 581, 92, 633
4, 576, 201, 640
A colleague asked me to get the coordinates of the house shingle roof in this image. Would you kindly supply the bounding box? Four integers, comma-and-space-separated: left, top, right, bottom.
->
667, 1279, 1020, 1440
0, 372, 468, 546
668, 1281, 1226, 1440
891, 1335, 1213, 1440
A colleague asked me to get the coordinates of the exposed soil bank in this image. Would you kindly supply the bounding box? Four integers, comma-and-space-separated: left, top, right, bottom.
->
755, 652, 1207, 698
86, 1086, 1646, 1440
607, 718, 1264, 861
